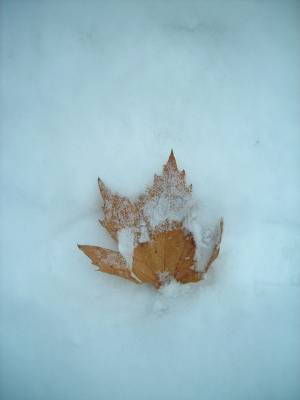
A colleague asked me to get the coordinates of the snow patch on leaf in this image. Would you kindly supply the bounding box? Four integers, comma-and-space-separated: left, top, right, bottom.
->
118, 228, 135, 268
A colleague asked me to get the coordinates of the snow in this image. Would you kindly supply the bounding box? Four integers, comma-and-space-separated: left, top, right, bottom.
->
138, 223, 150, 243
117, 228, 135, 267
143, 190, 189, 229
117, 227, 142, 283
142, 165, 192, 231
184, 200, 222, 272
1, 1, 300, 400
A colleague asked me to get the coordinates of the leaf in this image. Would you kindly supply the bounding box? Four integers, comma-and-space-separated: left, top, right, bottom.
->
78, 151, 223, 288
98, 178, 139, 241
97, 150, 192, 240
132, 227, 199, 288
77, 245, 140, 283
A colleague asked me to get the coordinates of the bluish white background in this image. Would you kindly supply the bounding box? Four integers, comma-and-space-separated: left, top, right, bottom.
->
1, 1, 300, 399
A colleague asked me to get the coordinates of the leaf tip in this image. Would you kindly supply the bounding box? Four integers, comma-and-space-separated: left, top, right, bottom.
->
219, 218, 224, 235
77, 244, 85, 253
165, 149, 177, 171
99, 219, 105, 228
97, 177, 103, 187
98, 177, 110, 200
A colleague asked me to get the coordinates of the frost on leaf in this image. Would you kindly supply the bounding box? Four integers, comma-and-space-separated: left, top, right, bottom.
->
78, 151, 223, 288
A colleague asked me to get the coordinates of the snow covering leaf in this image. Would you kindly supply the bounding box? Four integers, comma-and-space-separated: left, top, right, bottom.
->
78, 151, 223, 288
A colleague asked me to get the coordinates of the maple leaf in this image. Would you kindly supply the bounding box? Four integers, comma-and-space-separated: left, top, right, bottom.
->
78, 151, 223, 288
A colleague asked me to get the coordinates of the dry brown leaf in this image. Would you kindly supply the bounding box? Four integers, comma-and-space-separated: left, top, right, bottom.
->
77, 245, 140, 283
132, 227, 198, 288
78, 151, 223, 288
98, 179, 139, 241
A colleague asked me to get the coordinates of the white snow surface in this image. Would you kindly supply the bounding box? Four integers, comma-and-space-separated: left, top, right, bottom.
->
1, 1, 300, 400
